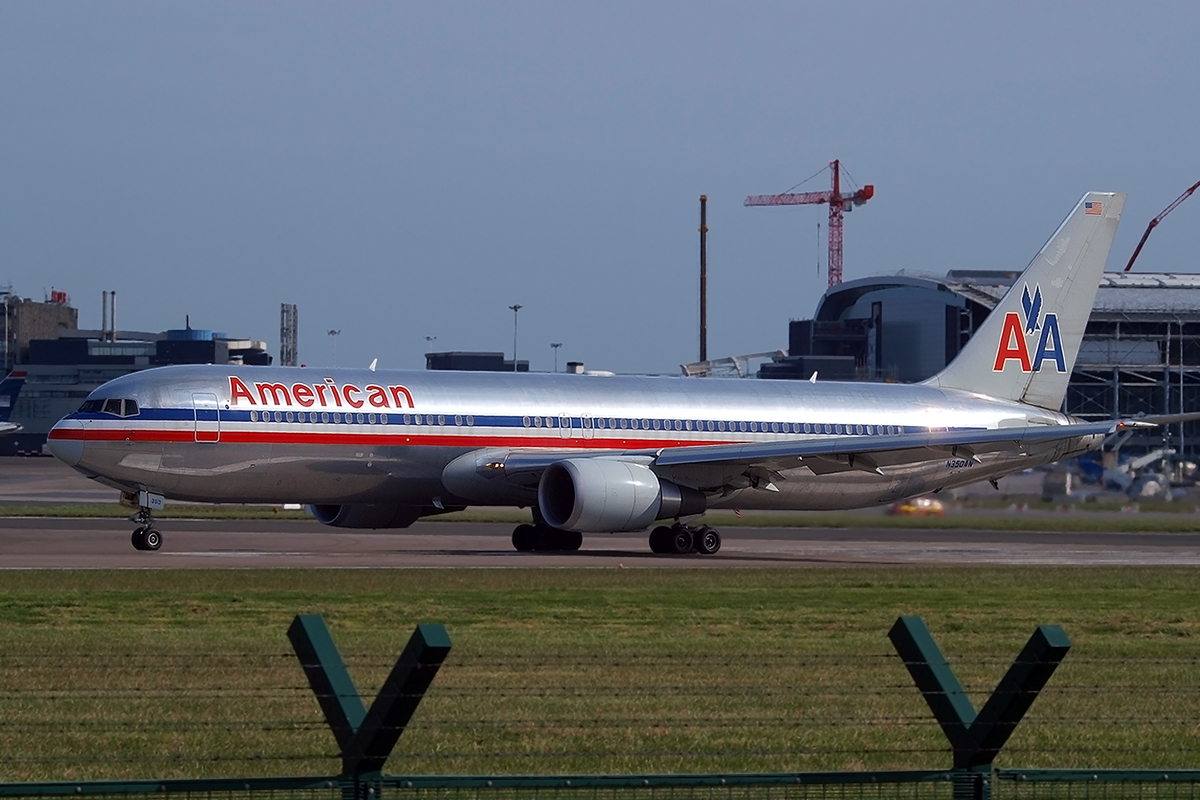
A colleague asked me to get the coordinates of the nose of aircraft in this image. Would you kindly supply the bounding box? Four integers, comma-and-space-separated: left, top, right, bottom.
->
46, 418, 85, 467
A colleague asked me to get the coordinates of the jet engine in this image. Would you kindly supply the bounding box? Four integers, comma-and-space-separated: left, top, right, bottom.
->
309, 504, 423, 529
538, 458, 705, 532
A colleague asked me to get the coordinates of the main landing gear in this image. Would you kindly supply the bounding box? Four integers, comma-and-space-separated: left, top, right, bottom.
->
649, 523, 721, 555
129, 507, 162, 551
512, 523, 583, 552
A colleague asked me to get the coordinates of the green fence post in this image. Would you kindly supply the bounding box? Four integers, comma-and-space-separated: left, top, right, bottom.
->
888, 616, 1070, 800
288, 614, 368, 752
289, 615, 452, 795
342, 622, 453, 776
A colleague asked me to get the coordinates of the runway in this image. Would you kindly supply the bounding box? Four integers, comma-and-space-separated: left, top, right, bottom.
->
4, 516, 1200, 568
4, 457, 1200, 568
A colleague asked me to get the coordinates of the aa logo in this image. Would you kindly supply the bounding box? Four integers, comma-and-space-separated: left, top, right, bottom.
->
992, 284, 1065, 372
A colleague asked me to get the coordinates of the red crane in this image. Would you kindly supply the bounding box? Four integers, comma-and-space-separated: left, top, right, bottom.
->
745, 159, 875, 287
1124, 179, 1200, 272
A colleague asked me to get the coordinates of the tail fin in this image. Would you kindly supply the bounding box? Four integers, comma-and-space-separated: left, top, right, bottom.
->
925, 191, 1126, 410
0, 371, 26, 422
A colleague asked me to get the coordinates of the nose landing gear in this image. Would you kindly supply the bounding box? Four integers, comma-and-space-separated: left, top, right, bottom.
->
129, 507, 162, 551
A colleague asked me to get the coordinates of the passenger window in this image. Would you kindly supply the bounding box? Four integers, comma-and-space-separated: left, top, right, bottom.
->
455, 415, 462, 426
523, 416, 531, 427
466, 415, 474, 426
358, 413, 366, 424
323, 412, 331, 423
534, 416, 542, 427
438, 414, 445, 425
250, 410, 258, 422
285, 411, 294, 422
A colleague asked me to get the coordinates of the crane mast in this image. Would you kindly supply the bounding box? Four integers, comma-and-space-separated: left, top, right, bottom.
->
1124, 179, 1200, 272
746, 159, 874, 287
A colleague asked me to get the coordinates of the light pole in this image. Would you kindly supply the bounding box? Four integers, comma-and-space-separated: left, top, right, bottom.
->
328, 329, 341, 366
509, 304, 522, 372
551, 342, 562, 373
425, 335, 437, 353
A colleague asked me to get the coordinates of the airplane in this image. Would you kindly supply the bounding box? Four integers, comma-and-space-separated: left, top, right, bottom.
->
0, 370, 27, 436
47, 191, 1178, 553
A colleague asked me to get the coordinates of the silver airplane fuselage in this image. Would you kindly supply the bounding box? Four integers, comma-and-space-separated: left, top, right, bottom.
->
48, 363, 1098, 512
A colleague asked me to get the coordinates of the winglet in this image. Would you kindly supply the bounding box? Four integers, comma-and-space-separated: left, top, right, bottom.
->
925, 192, 1126, 411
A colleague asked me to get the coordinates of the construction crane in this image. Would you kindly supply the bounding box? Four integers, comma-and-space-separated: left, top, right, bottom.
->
1124, 179, 1200, 272
745, 159, 874, 287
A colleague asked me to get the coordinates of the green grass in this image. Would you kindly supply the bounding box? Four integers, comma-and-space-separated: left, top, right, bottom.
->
2, 569, 1200, 781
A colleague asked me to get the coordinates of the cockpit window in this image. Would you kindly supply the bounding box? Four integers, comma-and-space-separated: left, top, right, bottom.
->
79, 398, 139, 417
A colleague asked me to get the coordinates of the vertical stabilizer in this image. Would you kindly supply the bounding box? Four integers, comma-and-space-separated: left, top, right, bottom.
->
925, 192, 1125, 410
0, 370, 26, 423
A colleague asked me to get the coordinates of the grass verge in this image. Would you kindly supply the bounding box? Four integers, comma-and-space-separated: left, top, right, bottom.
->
1, 568, 1199, 780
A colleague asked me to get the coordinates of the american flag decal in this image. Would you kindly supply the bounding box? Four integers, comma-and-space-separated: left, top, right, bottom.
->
1085, 201, 1102, 215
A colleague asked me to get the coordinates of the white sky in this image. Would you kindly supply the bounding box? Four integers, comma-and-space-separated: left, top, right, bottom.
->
3, 2, 1197, 373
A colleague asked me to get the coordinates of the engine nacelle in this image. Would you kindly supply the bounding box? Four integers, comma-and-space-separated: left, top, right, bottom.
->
538, 458, 705, 532
309, 504, 423, 529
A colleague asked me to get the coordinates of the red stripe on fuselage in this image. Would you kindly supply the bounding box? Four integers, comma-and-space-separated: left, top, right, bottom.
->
47, 425, 742, 450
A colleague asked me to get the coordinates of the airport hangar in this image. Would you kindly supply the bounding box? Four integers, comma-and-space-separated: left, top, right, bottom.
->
754, 270, 1200, 461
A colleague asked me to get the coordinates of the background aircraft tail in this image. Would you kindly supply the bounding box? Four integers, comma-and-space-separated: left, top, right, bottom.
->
0, 370, 26, 422
925, 191, 1126, 411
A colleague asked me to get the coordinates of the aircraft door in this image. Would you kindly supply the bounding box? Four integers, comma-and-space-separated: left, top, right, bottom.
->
559, 414, 571, 439
581, 414, 594, 439
193, 393, 220, 443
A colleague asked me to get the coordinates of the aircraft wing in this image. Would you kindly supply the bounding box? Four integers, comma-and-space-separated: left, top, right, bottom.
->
651, 419, 1127, 476
499, 419, 1144, 483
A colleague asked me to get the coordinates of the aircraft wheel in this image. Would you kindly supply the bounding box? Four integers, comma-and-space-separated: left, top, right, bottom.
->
648, 526, 672, 553
670, 527, 694, 555
131, 527, 147, 551
512, 524, 536, 551
143, 528, 163, 551
695, 527, 721, 555
558, 530, 583, 551
534, 525, 559, 551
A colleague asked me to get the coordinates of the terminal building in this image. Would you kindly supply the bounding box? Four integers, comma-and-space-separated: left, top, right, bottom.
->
2, 289, 271, 456
765, 271, 1200, 460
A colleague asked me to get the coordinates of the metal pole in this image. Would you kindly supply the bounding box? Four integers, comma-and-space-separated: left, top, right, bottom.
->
551, 342, 562, 373
509, 304, 522, 372
328, 329, 341, 367
699, 195, 708, 363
